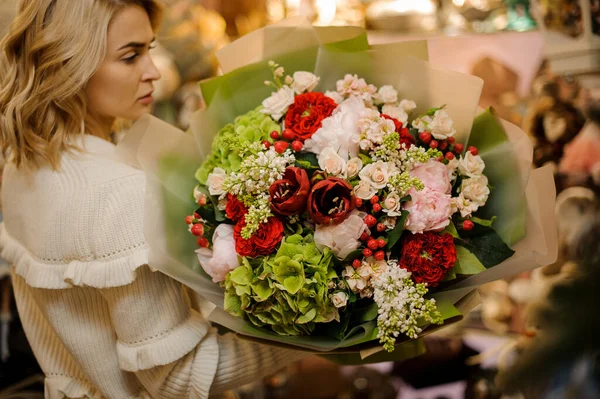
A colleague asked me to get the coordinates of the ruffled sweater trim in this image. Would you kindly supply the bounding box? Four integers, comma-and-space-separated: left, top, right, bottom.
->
0, 207, 149, 290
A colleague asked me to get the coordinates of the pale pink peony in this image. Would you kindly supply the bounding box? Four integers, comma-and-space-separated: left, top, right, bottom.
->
403, 187, 451, 233
195, 224, 239, 283
410, 159, 452, 194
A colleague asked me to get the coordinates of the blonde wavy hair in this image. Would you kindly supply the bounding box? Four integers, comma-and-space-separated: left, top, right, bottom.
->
0, 0, 163, 170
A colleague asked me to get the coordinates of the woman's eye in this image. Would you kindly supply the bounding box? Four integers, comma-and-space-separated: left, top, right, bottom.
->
123, 53, 139, 63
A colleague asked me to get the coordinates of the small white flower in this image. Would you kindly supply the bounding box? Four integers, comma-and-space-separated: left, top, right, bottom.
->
318, 147, 347, 177
399, 99, 417, 112
373, 85, 398, 105
461, 175, 490, 207
446, 158, 460, 181
346, 157, 363, 178
284, 75, 294, 85
207, 167, 227, 196
260, 85, 295, 121
381, 104, 409, 126
217, 198, 228, 211
336, 74, 377, 103
274, 66, 284, 77
359, 161, 390, 189
458, 152, 485, 177
413, 109, 456, 140
325, 90, 344, 104
354, 179, 378, 200
342, 266, 368, 292
451, 193, 479, 217
331, 292, 349, 308
359, 139, 373, 151
383, 192, 403, 217
381, 216, 397, 230
291, 71, 320, 93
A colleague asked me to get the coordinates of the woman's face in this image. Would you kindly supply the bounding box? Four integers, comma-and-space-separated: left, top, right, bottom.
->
85, 5, 161, 128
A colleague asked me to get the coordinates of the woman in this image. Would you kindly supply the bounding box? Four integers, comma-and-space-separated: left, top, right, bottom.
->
0, 1, 305, 398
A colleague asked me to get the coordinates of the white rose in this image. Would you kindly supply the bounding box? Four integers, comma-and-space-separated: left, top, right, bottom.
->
314, 210, 368, 259
331, 292, 349, 308
325, 90, 344, 104
381, 104, 409, 126
260, 85, 295, 121
346, 157, 363, 178
318, 147, 347, 177
303, 96, 365, 159
291, 71, 320, 93
461, 175, 490, 207
458, 152, 485, 177
383, 192, 403, 217
373, 85, 398, 105
359, 161, 390, 189
354, 179, 378, 200
428, 109, 456, 140
206, 167, 227, 196
195, 224, 239, 283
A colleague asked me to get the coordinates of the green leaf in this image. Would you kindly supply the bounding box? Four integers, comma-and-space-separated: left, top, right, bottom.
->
420, 105, 446, 118
443, 221, 460, 238
387, 210, 409, 249
296, 308, 317, 324
454, 245, 486, 275
342, 249, 364, 263
349, 301, 379, 324
294, 152, 319, 169
471, 216, 497, 228
443, 267, 457, 282
455, 225, 515, 268
401, 195, 412, 203
359, 153, 373, 165
195, 185, 226, 223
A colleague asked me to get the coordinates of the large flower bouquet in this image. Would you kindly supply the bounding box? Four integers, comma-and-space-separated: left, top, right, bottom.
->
122, 20, 557, 361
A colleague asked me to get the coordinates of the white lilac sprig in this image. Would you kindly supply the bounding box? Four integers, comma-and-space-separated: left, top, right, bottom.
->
222, 147, 295, 238
372, 261, 442, 352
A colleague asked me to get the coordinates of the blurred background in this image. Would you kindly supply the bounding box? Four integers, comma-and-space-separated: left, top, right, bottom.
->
1, 0, 599, 398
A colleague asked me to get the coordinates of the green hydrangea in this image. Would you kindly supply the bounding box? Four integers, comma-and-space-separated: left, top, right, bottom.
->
223, 234, 339, 336
195, 106, 281, 184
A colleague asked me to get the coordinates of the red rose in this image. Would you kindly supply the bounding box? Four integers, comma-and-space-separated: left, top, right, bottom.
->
382, 114, 415, 149
269, 167, 310, 216
307, 177, 355, 225
234, 216, 284, 258
226, 194, 248, 222
284, 92, 337, 141
398, 232, 456, 287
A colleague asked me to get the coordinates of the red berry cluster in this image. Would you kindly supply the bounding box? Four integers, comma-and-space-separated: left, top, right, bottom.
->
417, 131, 478, 162
351, 195, 390, 267
185, 212, 209, 247
269, 129, 303, 154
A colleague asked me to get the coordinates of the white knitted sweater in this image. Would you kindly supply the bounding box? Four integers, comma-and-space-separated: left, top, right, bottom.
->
0, 135, 305, 398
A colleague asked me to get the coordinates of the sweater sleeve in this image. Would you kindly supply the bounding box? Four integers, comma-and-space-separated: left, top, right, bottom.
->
98, 266, 308, 399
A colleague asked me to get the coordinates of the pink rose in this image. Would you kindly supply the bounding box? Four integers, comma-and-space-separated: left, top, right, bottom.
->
403, 187, 451, 234
410, 159, 451, 194
196, 224, 240, 282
